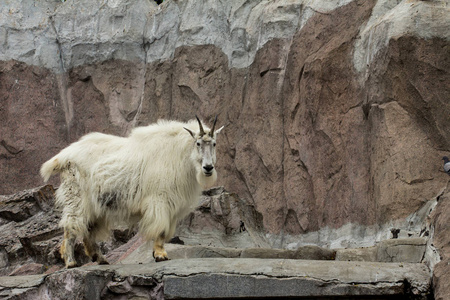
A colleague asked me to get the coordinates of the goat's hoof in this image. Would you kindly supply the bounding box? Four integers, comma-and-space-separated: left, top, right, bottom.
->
153, 251, 169, 262
92, 254, 109, 265
154, 256, 169, 262
66, 261, 77, 268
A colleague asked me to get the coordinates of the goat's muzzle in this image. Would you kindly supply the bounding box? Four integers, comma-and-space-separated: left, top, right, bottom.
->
203, 165, 214, 176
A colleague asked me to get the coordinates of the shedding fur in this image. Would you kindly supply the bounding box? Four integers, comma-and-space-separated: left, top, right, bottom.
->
41, 118, 223, 267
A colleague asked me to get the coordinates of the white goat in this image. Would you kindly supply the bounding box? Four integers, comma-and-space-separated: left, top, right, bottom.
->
40, 117, 223, 267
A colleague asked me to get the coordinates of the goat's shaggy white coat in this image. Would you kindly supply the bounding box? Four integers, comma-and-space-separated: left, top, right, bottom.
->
41, 119, 222, 266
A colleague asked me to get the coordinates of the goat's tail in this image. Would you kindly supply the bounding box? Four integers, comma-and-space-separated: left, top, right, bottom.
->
40, 156, 63, 182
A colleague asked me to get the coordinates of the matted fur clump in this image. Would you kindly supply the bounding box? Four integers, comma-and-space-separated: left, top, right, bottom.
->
40, 117, 223, 267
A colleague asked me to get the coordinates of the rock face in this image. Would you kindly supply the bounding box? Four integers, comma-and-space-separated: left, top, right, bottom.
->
1, 0, 449, 234
1, 0, 449, 298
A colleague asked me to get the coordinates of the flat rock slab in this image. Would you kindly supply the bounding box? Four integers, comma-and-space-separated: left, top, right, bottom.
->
121, 243, 336, 265
0, 258, 431, 299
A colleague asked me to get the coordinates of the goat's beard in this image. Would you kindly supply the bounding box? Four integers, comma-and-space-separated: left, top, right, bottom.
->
197, 170, 217, 190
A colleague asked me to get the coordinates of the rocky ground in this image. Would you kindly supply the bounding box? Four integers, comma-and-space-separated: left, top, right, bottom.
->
0, 185, 443, 299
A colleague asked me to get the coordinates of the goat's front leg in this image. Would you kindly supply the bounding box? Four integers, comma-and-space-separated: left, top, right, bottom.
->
153, 234, 169, 262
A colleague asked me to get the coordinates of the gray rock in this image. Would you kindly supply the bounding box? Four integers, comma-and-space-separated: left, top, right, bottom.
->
121, 243, 335, 265
376, 238, 427, 263
0, 258, 432, 300
336, 238, 428, 263
240, 246, 335, 260
336, 246, 378, 262
353, 0, 450, 77
0, 0, 362, 72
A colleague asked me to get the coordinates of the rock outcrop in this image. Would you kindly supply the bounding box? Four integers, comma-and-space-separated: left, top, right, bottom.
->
0, 259, 432, 300
0, 185, 441, 299
1, 0, 449, 298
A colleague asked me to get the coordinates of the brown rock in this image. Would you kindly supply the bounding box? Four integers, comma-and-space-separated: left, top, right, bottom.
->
9, 263, 45, 276
281, 0, 377, 232
431, 190, 450, 300
366, 37, 450, 225
0, 186, 63, 275
0, 62, 64, 194
0, 185, 54, 222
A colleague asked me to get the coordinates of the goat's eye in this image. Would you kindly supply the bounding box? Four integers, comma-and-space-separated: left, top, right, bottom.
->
213, 142, 216, 147
196, 142, 201, 146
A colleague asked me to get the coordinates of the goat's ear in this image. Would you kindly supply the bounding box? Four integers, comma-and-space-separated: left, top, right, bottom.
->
215, 125, 225, 135
183, 127, 196, 139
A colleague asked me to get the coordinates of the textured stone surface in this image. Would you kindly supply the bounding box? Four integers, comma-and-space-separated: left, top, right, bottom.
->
376, 238, 427, 263
122, 243, 336, 265
0, 185, 63, 276
336, 246, 378, 262
0, 0, 358, 71
430, 190, 450, 300
335, 238, 428, 264
0, 259, 432, 300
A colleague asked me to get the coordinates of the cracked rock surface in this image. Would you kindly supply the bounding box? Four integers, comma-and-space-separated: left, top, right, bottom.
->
0, 258, 431, 300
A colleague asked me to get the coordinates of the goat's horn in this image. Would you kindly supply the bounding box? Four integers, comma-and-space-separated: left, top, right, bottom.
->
196, 115, 205, 136
210, 115, 218, 137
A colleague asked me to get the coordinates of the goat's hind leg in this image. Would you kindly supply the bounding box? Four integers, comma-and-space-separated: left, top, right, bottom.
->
83, 224, 109, 265
83, 236, 109, 265
60, 229, 77, 268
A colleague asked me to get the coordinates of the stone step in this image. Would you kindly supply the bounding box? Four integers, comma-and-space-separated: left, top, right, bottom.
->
117, 237, 428, 265
0, 258, 431, 299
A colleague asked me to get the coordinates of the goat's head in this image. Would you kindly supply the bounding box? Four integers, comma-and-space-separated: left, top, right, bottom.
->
184, 116, 224, 188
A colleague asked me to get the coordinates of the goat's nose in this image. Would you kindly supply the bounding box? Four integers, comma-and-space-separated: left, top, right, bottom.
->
203, 165, 214, 172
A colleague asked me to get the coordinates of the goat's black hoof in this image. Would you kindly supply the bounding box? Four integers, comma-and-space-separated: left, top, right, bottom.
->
153, 251, 169, 262
155, 256, 169, 262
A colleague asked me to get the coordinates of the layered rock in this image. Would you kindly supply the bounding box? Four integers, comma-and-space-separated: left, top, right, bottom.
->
0, 259, 432, 300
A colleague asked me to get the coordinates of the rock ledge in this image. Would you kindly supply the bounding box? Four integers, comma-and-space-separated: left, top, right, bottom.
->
0, 258, 431, 300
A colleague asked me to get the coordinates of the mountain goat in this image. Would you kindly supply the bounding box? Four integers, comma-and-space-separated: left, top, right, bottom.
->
40, 117, 223, 268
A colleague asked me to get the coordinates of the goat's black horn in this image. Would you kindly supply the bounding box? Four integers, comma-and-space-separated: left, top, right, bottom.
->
210, 115, 218, 137
196, 115, 205, 136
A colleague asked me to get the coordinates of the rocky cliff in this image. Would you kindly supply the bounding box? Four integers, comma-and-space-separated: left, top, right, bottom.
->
1, 0, 449, 298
